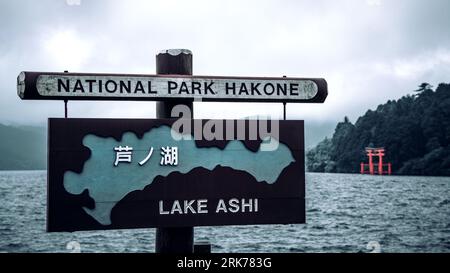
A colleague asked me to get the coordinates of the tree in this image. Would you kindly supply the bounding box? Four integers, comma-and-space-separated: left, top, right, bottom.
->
415, 82, 433, 93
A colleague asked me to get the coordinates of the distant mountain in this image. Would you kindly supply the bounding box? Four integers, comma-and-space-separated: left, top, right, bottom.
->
307, 83, 450, 176
304, 121, 335, 149
0, 124, 46, 170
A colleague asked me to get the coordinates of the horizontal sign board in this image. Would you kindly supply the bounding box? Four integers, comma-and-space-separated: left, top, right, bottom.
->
18, 71, 327, 103
47, 118, 305, 232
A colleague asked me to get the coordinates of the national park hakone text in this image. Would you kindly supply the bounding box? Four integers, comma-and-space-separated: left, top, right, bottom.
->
55, 78, 311, 97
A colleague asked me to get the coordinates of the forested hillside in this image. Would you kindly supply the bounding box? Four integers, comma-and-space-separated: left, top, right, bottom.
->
307, 83, 450, 176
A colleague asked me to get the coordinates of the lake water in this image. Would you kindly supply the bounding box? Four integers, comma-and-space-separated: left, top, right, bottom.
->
0, 171, 448, 253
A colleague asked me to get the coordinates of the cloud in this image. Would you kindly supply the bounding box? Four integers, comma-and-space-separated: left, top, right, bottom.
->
373, 49, 450, 79
1, 0, 449, 125
42, 29, 93, 70
366, 0, 382, 6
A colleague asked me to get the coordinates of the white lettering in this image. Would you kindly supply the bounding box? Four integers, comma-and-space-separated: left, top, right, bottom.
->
215, 199, 228, 213
228, 198, 240, 213
197, 199, 208, 214
171, 200, 183, 214
159, 200, 169, 215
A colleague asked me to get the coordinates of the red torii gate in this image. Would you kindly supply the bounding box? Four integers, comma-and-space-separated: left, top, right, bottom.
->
360, 147, 391, 175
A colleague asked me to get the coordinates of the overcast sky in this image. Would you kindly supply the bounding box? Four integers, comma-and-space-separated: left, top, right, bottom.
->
1, 0, 450, 126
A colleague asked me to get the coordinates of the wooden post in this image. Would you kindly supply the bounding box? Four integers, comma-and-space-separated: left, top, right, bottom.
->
155, 49, 194, 253
194, 241, 212, 253
372, 148, 384, 175
367, 150, 374, 175
378, 150, 384, 175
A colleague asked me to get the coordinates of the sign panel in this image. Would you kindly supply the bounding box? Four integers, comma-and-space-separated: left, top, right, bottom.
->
18, 72, 327, 103
47, 118, 305, 232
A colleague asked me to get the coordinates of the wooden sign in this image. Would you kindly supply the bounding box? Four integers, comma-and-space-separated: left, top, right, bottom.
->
47, 118, 305, 232
18, 71, 327, 103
